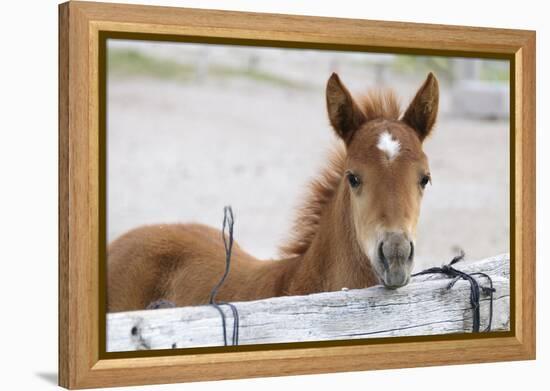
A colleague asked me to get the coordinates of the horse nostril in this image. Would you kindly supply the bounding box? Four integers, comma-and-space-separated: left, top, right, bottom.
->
378, 241, 389, 271
409, 241, 414, 261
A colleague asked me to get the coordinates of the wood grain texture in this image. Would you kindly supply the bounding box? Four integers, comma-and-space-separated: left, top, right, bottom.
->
75, 1, 529, 55
58, 3, 70, 386
516, 32, 536, 356
107, 255, 510, 351
58, 1, 536, 388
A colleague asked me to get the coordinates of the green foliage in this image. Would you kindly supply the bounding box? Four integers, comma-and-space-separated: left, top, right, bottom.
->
208, 65, 308, 89
391, 55, 509, 83
392, 55, 454, 81
108, 48, 308, 89
108, 49, 195, 80
479, 63, 509, 82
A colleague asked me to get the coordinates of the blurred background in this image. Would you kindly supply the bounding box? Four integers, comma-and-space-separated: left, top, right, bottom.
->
107, 39, 510, 271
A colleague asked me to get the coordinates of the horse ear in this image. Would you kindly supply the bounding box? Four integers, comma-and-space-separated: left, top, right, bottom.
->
401, 72, 439, 142
326, 73, 367, 143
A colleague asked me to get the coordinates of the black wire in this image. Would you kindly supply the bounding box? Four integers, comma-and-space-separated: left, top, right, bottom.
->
209, 206, 239, 346
209, 212, 494, 342
412, 250, 496, 333
470, 272, 495, 332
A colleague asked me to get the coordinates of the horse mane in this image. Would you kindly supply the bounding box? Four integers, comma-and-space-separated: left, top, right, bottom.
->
279, 143, 346, 257
359, 88, 401, 120
279, 89, 400, 258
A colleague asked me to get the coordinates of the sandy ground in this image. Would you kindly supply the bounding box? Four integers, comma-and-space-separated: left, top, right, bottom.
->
107, 77, 509, 271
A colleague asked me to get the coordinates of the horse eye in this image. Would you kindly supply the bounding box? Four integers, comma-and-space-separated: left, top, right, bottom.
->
347, 173, 361, 189
420, 174, 431, 189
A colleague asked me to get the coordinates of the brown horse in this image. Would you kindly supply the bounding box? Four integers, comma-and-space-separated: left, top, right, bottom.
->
107, 72, 439, 312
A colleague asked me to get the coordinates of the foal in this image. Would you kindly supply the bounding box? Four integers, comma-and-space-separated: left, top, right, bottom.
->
107, 72, 439, 312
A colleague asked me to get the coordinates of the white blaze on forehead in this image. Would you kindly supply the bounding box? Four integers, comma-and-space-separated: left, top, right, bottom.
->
377, 131, 401, 161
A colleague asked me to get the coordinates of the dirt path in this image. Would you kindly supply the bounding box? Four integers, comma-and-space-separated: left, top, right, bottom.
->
107, 77, 509, 271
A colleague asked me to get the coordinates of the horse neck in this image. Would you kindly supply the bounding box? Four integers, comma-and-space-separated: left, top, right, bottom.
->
283, 182, 379, 295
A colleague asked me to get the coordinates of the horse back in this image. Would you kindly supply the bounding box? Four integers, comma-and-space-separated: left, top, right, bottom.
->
107, 223, 255, 312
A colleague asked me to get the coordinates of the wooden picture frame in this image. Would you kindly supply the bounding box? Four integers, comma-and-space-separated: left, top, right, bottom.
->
58, 1, 536, 388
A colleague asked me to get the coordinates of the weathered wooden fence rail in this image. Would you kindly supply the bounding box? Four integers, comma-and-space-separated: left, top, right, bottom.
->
107, 254, 510, 352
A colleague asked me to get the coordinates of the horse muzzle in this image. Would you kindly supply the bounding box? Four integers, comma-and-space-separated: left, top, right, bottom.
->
375, 232, 414, 289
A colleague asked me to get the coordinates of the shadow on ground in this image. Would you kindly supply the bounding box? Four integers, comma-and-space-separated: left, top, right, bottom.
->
35, 372, 58, 386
